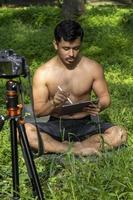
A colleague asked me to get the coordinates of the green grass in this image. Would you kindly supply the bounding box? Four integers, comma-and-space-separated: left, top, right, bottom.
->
0, 4, 133, 200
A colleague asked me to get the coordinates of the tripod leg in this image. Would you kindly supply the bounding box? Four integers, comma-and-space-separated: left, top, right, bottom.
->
17, 121, 44, 200
10, 119, 20, 200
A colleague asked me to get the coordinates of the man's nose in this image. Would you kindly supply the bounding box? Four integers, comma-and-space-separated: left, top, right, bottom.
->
69, 49, 74, 57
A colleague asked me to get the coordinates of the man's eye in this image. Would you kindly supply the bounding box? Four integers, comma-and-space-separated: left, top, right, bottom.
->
74, 47, 80, 50
63, 47, 69, 51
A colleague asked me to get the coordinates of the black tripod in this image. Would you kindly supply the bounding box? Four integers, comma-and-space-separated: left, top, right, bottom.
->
3, 80, 44, 200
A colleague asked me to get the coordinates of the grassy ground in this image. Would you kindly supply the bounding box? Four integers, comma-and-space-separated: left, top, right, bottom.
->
0, 4, 133, 200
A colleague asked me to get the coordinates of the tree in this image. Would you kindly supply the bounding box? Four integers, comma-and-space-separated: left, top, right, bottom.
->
117, 0, 133, 4
62, 0, 85, 19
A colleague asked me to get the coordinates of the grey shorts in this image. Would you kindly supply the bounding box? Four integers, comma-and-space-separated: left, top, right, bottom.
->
36, 115, 114, 142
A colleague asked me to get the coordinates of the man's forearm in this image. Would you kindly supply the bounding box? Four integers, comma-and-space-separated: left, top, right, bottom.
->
98, 95, 111, 112
34, 100, 56, 117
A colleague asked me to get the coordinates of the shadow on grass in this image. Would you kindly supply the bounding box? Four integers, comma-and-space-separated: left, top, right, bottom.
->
0, 5, 132, 67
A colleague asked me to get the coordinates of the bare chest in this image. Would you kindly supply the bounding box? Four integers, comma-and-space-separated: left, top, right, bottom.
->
48, 68, 93, 101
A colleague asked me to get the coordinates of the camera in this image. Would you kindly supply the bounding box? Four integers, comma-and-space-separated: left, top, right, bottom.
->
0, 49, 29, 78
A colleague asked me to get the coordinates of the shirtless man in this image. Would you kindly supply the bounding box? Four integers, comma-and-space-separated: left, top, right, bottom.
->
25, 20, 127, 155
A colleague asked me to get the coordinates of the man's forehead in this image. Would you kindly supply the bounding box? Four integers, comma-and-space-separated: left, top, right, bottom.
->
59, 37, 81, 45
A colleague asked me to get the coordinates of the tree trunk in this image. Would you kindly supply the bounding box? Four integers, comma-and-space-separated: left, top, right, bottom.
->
117, 0, 133, 4
62, 0, 85, 19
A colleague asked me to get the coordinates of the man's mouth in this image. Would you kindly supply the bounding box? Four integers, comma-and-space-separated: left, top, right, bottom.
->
66, 57, 75, 62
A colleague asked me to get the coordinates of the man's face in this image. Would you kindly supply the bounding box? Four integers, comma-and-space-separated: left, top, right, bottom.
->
54, 37, 81, 67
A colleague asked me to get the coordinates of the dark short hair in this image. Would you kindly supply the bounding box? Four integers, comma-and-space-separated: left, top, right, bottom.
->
54, 20, 84, 42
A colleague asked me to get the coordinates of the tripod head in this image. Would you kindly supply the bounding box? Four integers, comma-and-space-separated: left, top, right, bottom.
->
0, 49, 29, 130
6, 80, 22, 117
0, 80, 23, 131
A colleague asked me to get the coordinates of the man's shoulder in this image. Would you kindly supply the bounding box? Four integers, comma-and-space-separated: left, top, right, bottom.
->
33, 57, 56, 82
82, 56, 103, 70
36, 57, 56, 73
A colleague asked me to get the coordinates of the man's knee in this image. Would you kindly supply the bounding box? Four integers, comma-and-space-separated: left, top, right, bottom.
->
106, 126, 128, 147
118, 126, 128, 144
25, 123, 36, 133
17, 123, 31, 142
18, 123, 38, 147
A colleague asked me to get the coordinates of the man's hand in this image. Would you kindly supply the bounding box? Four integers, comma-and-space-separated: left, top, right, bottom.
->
83, 103, 101, 116
52, 88, 70, 107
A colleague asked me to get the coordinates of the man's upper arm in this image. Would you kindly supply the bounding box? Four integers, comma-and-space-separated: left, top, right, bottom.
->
32, 68, 49, 111
92, 64, 110, 107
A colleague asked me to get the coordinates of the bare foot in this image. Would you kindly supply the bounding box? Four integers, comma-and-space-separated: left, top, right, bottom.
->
79, 147, 101, 156
72, 142, 101, 156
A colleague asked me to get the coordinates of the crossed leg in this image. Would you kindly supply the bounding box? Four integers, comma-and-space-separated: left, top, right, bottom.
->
73, 126, 128, 155
23, 123, 128, 156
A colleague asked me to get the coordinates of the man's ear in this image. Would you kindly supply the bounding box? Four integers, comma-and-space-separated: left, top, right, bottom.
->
53, 40, 58, 50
